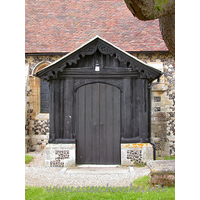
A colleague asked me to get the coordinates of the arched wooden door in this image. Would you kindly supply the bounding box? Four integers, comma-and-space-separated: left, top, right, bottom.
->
76, 83, 121, 164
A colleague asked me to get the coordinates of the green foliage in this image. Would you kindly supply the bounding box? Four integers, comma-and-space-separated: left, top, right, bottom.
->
25, 155, 34, 164
155, 5, 162, 11
25, 175, 175, 200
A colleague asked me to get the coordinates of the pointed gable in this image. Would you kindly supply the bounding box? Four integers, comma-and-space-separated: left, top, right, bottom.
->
36, 36, 162, 82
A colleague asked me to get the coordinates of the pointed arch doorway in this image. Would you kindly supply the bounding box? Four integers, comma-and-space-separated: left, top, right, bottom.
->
76, 83, 121, 164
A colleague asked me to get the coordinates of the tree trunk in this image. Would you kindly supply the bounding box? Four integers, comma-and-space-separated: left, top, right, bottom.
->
124, 0, 175, 56
124, 0, 175, 20
159, 14, 175, 56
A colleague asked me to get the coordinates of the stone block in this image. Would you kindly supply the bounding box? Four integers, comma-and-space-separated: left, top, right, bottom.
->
45, 144, 76, 167
121, 143, 153, 165
147, 160, 175, 186
142, 145, 153, 163
45, 149, 55, 160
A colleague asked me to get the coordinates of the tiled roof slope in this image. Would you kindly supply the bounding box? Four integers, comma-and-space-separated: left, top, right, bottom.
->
25, 0, 168, 53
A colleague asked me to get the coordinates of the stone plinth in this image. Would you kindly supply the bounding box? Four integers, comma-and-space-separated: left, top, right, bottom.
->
45, 144, 76, 167
121, 143, 153, 165
147, 160, 175, 186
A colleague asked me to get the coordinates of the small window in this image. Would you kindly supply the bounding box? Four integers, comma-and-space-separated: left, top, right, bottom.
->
30, 61, 51, 117
40, 79, 50, 113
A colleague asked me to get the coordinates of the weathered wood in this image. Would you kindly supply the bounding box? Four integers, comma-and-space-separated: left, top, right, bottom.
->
54, 139, 76, 143
54, 80, 60, 140
113, 86, 121, 164
76, 83, 121, 164
37, 37, 162, 163
59, 79, 64, 138
122, 78, 133, 138
92, 83, 99, 164
40, 79, 50, 113
99, 83, 106, 164
49, 81, 55, 142
133, 79, 140, 138
63, 78, 74, 139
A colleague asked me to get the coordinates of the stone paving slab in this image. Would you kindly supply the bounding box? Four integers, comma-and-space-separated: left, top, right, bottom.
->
25, 150, 150, 187
65, 167, 130, 174
25, 165, 150, 187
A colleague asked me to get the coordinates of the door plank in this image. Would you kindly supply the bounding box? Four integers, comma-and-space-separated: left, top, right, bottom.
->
76, 82, 121, 164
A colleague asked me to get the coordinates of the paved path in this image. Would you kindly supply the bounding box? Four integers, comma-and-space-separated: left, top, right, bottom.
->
25, 150, 150, 187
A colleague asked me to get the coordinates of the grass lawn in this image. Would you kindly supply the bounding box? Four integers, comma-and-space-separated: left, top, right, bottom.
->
25, 175, 175, 200
157, 155, 175, 160
25, 155, 34, 164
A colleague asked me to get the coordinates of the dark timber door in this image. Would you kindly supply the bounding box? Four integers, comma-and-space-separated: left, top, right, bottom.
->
76, 83, 121, 164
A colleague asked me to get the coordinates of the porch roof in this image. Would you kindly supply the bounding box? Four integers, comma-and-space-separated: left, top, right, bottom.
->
36, 36, 162, 82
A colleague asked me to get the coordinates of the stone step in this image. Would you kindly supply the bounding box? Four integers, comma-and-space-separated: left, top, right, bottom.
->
147, 160, 175, 186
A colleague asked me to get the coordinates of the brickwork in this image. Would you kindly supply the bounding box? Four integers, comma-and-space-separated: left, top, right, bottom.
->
149, 173, 175, 187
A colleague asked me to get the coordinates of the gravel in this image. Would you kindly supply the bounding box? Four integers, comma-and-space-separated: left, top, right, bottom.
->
25, 150, 150, 187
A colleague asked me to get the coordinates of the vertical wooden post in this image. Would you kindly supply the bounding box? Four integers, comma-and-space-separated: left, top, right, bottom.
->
63, 78, 74, 139
49, 80, 55, 141
122, 78, 133, 138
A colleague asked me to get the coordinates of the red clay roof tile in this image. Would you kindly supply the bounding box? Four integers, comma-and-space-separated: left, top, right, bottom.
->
25, 0, 168, 53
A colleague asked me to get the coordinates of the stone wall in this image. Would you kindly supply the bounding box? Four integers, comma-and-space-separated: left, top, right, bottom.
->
25, 76, 50, 151
132, 53, 175, 157
25, 63, 31, 153
25, 55, 63, 76
25, 55, 62, 151
25, 52, 175, 157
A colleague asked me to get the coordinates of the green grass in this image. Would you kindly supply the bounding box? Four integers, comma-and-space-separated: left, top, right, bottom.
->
25, 155, 34, 164
164, 155, 175, 160
25, 175, 175, 200
157, 155, 175, 160
133, 162, 146, 167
